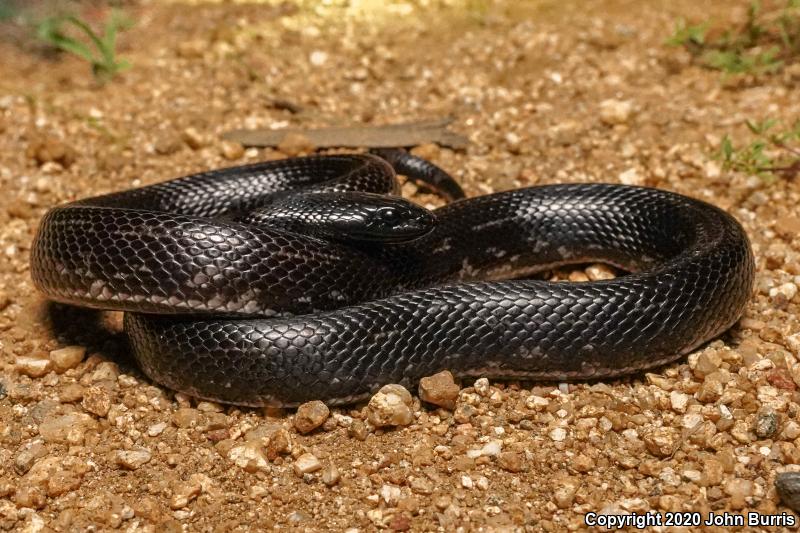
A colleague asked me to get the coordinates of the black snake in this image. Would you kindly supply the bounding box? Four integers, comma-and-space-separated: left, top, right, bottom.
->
30, 150, 755, 406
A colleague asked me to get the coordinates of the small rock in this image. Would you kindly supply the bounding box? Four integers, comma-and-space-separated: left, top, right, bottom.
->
172, 408, 202, 428
15, 355, 51, 378
81, 386, 112, 417
699, 459, 725, 487
294, 400, 330, 434
154, 135, 182, 155
229, 441, 269, 472
367, 385, 414, 427
27, 135, 76, 167
293, 453, 322, 476
669, 391, 690, 413
755, 409, 779, 439
724, 478, 753, 509
573, 454, 594, 473
147, 422, 167, 437
467, 439, 502, 458
618, 168, 643, 185
220, 140, 244, 160
776, 472, 800, 511
265, 428, 292, 460
309, 50, 328, 66
497, 451, 525, 473
418, 370, 460, 410
473, 378, 490, 396
321, 463, 340, 486
39, 413, 97, 445
170, 475, 207, 510
460, 475, 473, 489
549, 427, 567, 442
585, 263, 616, 281
770, 282, 797, 308
695, 374, 724, 403
775, 216, 800, 238
277, 133, 316, 156
14, 441, 47, 475
553, 479, 579, 509
89, 361, 120, 382
380, 484, 402, 505
115, 448, 152, 470
643, 427, 678, 457
599, 99, 634, 125
49, 346, 86, 372
14, 486, 46, 509
181, 127, 207, 150
348, 419, 369, 440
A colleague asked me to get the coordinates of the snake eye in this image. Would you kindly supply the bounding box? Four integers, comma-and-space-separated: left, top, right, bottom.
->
376, 207, 400, 222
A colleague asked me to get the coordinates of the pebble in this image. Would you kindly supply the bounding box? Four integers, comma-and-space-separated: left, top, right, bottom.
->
172, 408, 202, 428
115, 448, 152, 470
228, 441, 269, 472
549, 427, 567, 442
293, 453, 323, 476
15, 355, 51, 378
497, 451, 525, 473
380, 484, 401, 505
170, 474, 208, 509
181, 127, 207, 150
220, 140, 244, 160
585, 263, 616, 281
669, 390, 690, 413
770, 282, 797, 308
26, 135, 76, 167
367, 385, 414, 427
294, 400, 330, 434
642, 427, 678, 457
265, 428, 292, 460
309, 50, 328, 66
418, 370, 460, 410
147, 422, 167, 437
348, 419, 369, 440
775, 472, 800, 511
14, 441, 47, 475
618, 168, 643, 186
466, 439, 502, 458
81, 386, 112, 417
755, 409, 779, 439
775, 216, 800, 237
553, 479, 579, 509
473, 378, 490, 396
599, 99, 634, 125
49, 346, 86, 372
724, 478, 753, 509
38, 413, 97, 445
321, 463, 340, 486
15, 487, 46, 509
699, 459, 724, 487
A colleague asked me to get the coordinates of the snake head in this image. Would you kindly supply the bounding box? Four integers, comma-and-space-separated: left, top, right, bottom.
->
241, 191, 436, 243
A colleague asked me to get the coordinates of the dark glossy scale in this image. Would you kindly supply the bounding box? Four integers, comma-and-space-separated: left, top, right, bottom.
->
30, 151, 755, 406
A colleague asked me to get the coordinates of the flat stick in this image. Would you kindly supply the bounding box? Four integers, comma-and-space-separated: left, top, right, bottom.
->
222, 117, 469, 150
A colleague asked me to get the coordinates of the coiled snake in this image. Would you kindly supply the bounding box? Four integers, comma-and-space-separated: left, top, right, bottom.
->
31, 150, 755, 406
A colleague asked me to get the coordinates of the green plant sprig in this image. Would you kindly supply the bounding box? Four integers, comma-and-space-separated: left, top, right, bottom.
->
718, 119, 800, 180
668, 0, 800, 75
35, 9, 132, 82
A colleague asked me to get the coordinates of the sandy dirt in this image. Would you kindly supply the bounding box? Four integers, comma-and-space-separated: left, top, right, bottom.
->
1, 0, 800, 531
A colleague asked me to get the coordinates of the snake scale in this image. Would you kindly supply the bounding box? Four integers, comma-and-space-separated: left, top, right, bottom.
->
30, 150, 755, 406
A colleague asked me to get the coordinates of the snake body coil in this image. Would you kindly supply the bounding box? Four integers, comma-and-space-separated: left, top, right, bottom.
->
31, 152, 755, 406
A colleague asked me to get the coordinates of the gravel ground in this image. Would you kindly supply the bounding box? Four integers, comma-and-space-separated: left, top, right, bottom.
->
1, 0, 800, 531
